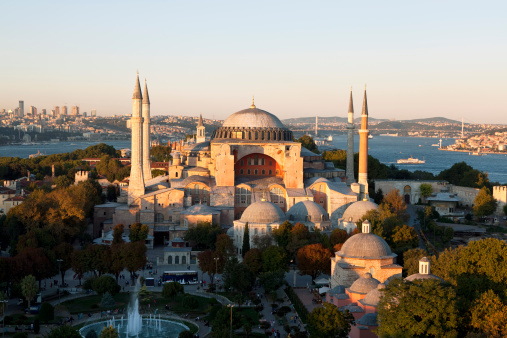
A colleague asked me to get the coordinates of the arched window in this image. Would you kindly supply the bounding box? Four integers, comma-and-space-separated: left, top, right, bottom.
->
235, 187, 252, 206
254, 169, 258, 175
175, 256, 179, 264
247, 169, 251, 175
240, 169, 244, 174
261, 169, 265, 175
261, 158, 265, 165
155, 213, 164, 222
270, 187, 285, 206
203, 196, 207, 204
269, 170, 272, 175
194, 184, 200, 194
167, 256, 172, 264
254, 155, 259, 165
184, 219, 188, 227
240, 159, 244, 166
175, 172, 178, 177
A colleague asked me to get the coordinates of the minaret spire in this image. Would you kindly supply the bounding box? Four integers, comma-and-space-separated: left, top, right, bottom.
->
133, 73, 142, 100
358, 86, 369, 199
346, 88, 355, 184
129, 73, 145, 204
142, 78, 152, 180
196, 113, 206, 143
251, 96, 256, 109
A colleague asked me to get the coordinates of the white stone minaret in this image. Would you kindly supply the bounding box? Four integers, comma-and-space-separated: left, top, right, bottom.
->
142, 79, 152, 180
196, 114, 205, 143
128, 73, 145, 205
358, 87, 369, 199
346, 89, 355, 185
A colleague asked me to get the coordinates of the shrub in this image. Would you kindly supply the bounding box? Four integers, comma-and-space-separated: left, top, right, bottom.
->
33, 318, 40, 334
92, 276, 120, 296
38, 302, 54, 323
13, 333, 28, 338
178, 331, 193, 338
100, 292, 116, 308
183, 295, 199, 309
85, 331, 98, 338
162, 282, 184, 298
83, 277, 96, 291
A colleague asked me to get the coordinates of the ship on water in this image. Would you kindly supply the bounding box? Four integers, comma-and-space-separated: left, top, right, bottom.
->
397, 156, 425, 164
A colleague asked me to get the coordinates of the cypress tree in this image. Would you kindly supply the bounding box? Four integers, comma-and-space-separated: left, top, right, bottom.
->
242, 223, 250, 257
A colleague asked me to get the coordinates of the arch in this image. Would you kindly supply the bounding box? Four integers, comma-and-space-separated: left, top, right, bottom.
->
270, 186, 285, 206
155, 213, 164, 222
235, 185, 252, 206
182, 255, 187, 264
175, 256, 180, 264
234, 153, 281, 178
404, 185, 412, 204
167, 256, 172, 264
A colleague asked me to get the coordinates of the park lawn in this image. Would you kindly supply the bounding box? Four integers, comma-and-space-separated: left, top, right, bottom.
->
62, 293, 131, 314
163, 293, 214, 315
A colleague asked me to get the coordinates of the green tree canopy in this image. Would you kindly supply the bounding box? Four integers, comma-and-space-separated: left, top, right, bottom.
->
419, 183, 433, 199
129, 223, 149, 242
307, 302, 355, 338
437, 162, 491, 189
162, 281, 184, 298
262, 246, 288, 273
377, 278, 459, 338
184, 222, 222, 250
473, 186, 497, 217
223, 257, 255, 294
21, 274, 38, 309
297, 135, 318, 152
92, 275, 120, 295
259, 270, 286, 294
150, 145, 172, 162
243, 248, 263, 275
45, 325, 81, 338
242, 223, 250, 257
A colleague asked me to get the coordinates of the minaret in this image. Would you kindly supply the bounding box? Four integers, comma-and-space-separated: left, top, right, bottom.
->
358, 87, 369, 199
346, 89, 355, 184
128, 73, 145, 205
142, 79, 152, 180
315, 116, 318, 136
196, 114, 205, 143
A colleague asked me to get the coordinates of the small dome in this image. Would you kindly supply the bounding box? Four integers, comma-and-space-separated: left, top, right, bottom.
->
338, 232, 394, 259
405, 273, 444, 282
350, 273, 380, 294
286, 200, 328, 222
223, 108, 287, 129
362, 283, 386, 307
342, 200, 379, 223
226, 227, 234, 237
240, 200, 286, 224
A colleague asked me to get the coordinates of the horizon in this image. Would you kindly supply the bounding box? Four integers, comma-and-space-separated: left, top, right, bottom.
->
1, 1, 506, 124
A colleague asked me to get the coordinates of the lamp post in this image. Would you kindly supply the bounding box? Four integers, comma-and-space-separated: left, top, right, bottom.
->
227, 304, 234, 338
1, 300, 8, 338
56, 259, 63, 305
213, 257, 219, 296
291, 260, 296, 287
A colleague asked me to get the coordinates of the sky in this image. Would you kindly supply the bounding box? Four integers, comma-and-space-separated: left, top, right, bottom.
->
1, 1, 506, 124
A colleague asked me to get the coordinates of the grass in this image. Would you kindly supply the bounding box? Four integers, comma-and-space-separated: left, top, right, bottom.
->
62, 293, 131, 314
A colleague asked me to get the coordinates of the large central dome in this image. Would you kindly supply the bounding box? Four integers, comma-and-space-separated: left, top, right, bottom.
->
223, 107, 287, 129
211, 103, 293, 142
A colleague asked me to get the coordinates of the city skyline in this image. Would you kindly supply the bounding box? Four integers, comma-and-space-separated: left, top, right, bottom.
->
1, 1, 506, 123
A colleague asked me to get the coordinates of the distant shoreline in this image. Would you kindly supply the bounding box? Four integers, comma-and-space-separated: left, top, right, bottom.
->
438, 148, 507, 155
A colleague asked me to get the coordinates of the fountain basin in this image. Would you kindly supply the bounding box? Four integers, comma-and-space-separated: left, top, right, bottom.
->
79, 317, 189, 338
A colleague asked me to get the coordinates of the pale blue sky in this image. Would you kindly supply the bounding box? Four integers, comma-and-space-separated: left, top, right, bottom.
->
1, 1, 506, 123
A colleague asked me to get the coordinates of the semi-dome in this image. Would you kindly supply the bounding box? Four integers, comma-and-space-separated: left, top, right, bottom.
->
342, 200, 379, 223
286, 200, 329, 222
240, 200, 286, 224
361, 283, 386, 307
338, 232, 394, 259
349, 273, 380, 294
211, 104, 293, 142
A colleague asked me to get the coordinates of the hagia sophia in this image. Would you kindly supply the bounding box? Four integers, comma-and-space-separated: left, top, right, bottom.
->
96, 74, 378, 253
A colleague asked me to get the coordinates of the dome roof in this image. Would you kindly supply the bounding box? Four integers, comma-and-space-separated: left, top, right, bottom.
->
342, 200, 379, 223
361, 283, 386, 307
350, 273, 380, 294
338, 233, 394, 259
405, 273, 444, 282
223, 107, 287, 129
286, 200, 328, 222
240, 200, 286, 224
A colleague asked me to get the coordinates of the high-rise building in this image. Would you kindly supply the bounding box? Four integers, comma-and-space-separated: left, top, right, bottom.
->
42, 109, 46, 115
55, 106, 60, 116
72, 106, 79, 116
19, 101, 24, 116
91, 109, 97, 117
29, 106, 37, 115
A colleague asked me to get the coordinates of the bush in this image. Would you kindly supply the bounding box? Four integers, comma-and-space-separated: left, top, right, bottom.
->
13, 333, 28, 338
207, 297, 219, 305
92, 276, 120, 296
33, 318, 40, 334
162, 282, 184, 298
46, 325, 81, 337
100, 292, 116, 308
178, 331, 193, 338
85, 331, 98, 338
38, 302, 54, 323
183, 295, 199, 309
83, 277, 96, 291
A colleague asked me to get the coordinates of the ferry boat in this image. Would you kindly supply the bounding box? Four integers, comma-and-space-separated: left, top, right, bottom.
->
368, 134, 373, 139
397, 156, 425, 164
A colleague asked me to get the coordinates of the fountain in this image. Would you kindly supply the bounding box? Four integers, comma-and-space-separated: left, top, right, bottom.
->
79, 278, 189, 337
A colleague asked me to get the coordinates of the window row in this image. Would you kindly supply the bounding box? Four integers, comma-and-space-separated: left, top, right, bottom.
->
239, 169, 279, 175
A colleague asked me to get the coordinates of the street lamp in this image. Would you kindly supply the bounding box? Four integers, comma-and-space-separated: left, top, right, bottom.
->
290, 259, 297, 287
227, 304, 234, 338
1, 300, 8, 338
56, 259, 63, 305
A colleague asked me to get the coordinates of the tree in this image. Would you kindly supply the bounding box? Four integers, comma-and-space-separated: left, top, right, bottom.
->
296, 244, 332, 280
215, 233, 234, 260
419, 183, 433, 201
100, 292, 116, 308
223, 257, 255, 294
330, 229, 348, 247
286, 223, 310, 258
108, 243, 126, 281
259, 270, 286, 294
92, 275, 120, 295
243, 248, 263, 275
150, 145, 172, 162
402, 248, 429, 276
178, 331, 194, 338
45, 325, 81, 338
251, 234, 273, 250
53, 242, 74, 285
242, 223, 250, 257
138, 285, 152, 304
21, 274, 38, 309
391, 224, 419, 251
54, 175, 72, 188
437, 162, 491, 190
504, 204, 507, 216
211, 305, 241, 338
33, 318, 40, 334
162, 281, 184, 298
39, 302, 54, 323
112, 224, 125, 245
307, 302, 355, 338
123, 241, 147, 278
99, 325, 119, 338
470, 290, 507, 338
106, 185, 117, 202
198, 250, 223, 284
129, 223, 149, 242
297, 135, 318, 152
473, 187, 497, 218
271, 221, 293, 248
184, 222, 222, 250
377, 278, 458, 338
262, 246, 287, 273
380, 189, 409, 221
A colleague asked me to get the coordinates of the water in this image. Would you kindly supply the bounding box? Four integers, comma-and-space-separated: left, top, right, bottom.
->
0, 136, 506, 184
328, 135, 507, 184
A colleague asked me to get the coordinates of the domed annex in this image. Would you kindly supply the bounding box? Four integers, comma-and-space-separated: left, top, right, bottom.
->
360, 283, 386, 308
405, 257, 444, 282
232, 200, 286, 255
330, 221, 402, 288
339, 200, 379, 233
349, 273, 380, 294
286, 200, 331, 230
